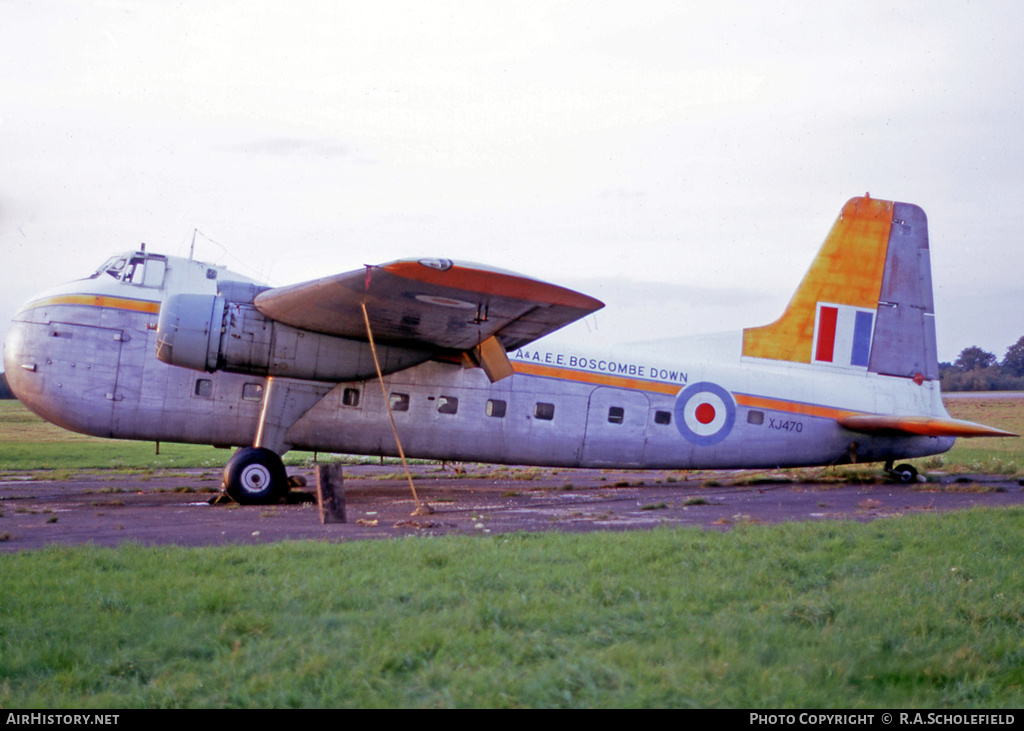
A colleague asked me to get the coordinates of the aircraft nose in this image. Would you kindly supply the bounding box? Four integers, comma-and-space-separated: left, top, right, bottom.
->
3, 316, 36, 404
4, 301, 121, 437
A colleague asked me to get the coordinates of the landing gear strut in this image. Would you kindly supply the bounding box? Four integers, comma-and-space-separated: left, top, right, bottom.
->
223, 446, 290, 504
884, 460, 919, 484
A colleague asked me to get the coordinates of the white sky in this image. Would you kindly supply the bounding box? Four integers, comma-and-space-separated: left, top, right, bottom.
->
2, 0, 1022, 363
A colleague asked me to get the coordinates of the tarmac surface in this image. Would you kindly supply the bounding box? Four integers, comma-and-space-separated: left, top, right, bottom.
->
2, 463, 1023, 551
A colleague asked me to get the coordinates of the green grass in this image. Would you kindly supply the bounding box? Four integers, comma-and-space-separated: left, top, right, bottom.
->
1, 509, 1023, 708
0, 401, 226, 471
935, 397, 1024, 475
2, 399, 1022, 707
0, 401, 388, 472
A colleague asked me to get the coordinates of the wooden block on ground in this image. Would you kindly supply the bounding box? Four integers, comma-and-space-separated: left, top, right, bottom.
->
316, 464, 346, 524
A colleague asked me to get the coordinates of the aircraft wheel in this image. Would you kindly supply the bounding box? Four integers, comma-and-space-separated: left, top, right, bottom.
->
892, 463, 919, 483
223, 447, 289, 505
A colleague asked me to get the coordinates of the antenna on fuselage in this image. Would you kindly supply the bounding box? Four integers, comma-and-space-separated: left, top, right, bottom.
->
188, 228, 272, 284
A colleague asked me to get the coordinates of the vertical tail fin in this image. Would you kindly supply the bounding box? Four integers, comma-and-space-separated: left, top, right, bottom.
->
742, 195, 938, 380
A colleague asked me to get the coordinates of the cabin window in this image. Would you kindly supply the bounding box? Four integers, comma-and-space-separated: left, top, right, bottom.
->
242, 383, 263, 401
438, 396, 459, 415
91, 255, 127, 280
534, 402, 555, 421
194, 379, 213, 398
122, 255, 167, 288
486, 399, 507, 418
654, 410, 672, 425
747, 410, 764, 425
89, 253, 168, 288
607, 406, 625, 424
342, 388, 361, 407
389, 393, 410, 412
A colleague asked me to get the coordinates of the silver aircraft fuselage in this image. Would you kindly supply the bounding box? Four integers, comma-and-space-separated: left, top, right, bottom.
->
4, 250, 954, 471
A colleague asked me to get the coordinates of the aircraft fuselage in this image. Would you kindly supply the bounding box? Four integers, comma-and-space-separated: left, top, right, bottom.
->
3, 252, 954, 472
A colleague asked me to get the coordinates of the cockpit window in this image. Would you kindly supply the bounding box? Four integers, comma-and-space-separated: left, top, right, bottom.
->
90, 255, 128, 280
88, 253, 166, 288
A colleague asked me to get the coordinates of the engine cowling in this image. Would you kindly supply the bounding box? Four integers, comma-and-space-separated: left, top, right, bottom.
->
156, 293, 432, 382
156, 294, 224, 372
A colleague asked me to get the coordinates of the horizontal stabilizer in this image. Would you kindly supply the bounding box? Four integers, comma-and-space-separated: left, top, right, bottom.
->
253, 259, 603, 354
839, 414, 1018, 438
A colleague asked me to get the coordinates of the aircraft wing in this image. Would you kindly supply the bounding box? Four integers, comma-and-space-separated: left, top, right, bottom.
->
253, 258, 604, 354
839, 414, 1017, 438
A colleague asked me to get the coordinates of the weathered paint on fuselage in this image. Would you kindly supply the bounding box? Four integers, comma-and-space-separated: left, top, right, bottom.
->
3, 253, 955, 470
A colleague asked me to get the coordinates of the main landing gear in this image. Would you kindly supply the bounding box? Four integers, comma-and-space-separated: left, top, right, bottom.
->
221, 376, 331, 505
884, 460, 920, 484
223, 446, 290, 505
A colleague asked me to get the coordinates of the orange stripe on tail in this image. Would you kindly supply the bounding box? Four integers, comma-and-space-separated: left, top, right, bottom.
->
742, 196, 893, 364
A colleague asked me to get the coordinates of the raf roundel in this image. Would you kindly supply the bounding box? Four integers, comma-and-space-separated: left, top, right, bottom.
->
674, 381, 737, 446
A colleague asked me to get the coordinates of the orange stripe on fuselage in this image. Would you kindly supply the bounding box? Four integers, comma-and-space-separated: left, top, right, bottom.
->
511, 361, 867, 422
733, 393, 859, 421
23, 294, 161, 315
511, 361, 684, 395
33, 295, 876, 426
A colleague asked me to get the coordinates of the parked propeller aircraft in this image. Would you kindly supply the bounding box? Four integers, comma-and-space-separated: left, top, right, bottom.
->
3, 196, 1015, 504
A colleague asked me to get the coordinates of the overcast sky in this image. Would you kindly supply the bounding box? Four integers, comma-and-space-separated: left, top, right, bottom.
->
2, 0, 1022, 363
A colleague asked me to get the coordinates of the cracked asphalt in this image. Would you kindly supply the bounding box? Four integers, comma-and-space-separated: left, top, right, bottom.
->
1, 464, 1022, 551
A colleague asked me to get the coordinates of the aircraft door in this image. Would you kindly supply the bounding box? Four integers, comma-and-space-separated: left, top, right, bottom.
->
109, 320, 152, 438
28, 321, 125, 438
582, 387, 650, 467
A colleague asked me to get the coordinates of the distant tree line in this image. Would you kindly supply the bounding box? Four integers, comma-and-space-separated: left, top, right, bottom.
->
940, 336, 1024, 391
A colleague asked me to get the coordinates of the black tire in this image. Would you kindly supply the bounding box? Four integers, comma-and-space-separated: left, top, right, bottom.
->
893, 463, 918, 483
223, 447, 289, 504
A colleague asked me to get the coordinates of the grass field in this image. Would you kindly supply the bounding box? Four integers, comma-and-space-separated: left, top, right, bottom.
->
1, 509, 1023, 708
1, 399, 1022, 707
0, 401, 358, 473
938, 396, 1024, 475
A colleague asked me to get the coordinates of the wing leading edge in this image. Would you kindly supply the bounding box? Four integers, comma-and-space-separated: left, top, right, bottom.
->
253, 258, 603, 357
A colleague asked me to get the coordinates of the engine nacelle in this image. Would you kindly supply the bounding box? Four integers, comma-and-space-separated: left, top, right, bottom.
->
155, 294, 225, 372
156, 293, 432, 381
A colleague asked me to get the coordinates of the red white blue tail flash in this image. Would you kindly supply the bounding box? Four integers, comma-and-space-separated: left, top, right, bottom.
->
812, 303, 875, 368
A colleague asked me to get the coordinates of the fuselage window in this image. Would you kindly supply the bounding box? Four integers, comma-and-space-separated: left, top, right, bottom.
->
242, 383, 264, 401
486, 399, 507, 418
194, 379, 213, 398
389, 393, 410, 412
534, 402, 555, 420
608, 406, 625, 424
342, 388, 361, 407
438, 396, 459, 415
654, 410, 672, 425
747, 410, 764, 425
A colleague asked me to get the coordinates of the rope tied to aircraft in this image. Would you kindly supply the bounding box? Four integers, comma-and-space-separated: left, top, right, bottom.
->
361, 301, 434, 517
